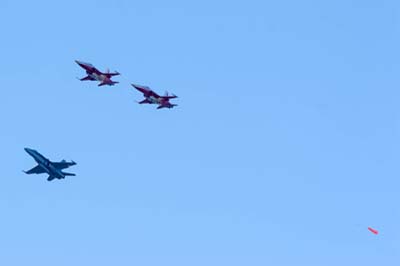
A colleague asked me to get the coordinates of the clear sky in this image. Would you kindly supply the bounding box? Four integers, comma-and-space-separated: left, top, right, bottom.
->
0, 0, 399, 265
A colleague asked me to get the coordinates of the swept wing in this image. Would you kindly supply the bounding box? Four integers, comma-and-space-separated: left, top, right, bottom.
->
25, 165, 46, 174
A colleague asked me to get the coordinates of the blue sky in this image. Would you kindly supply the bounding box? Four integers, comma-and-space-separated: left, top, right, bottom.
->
0, 0, 399, 265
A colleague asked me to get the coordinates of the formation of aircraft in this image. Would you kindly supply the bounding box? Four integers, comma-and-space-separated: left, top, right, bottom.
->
24, 148, 76, 182
132, 83, 178, 109
75, 60, 120, 86
24, 60, 180, 181
75, 60, 179, 109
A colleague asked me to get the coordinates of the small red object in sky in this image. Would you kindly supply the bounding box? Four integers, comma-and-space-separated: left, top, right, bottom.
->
368, 227, 379, 235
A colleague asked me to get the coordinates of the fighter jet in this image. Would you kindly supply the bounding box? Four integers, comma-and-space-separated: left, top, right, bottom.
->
24, 148, 77, 181
75, 60, 120, 86
132, 84, 178, 109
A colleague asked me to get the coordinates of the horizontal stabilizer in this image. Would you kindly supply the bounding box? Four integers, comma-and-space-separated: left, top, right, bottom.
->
104, 71, 120, 77
98, 81, 118, 86
53, 160, 76, 170
62, 172, 76, 176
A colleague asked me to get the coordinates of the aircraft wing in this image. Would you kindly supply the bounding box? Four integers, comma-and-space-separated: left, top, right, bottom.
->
52, 161, 76, 170
25, 165, 46, 174
104, 72, 120, 78
79, 76, 96, 81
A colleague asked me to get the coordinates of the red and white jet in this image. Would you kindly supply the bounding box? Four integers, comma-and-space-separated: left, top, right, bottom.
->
132, 84, 178, 109
75, 60, 120, 86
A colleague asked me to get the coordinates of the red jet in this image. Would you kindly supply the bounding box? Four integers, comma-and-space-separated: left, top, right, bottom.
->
132, 84, 178, 109
75, 60, 120, 86
368, 227, 379, 235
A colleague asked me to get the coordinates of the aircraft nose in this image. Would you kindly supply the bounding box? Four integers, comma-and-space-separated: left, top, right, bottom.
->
75, 60, 87, 67
24, 148, 35, 154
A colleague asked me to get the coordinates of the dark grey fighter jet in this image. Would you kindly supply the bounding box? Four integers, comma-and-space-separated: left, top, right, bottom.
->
24, 148, 76, 181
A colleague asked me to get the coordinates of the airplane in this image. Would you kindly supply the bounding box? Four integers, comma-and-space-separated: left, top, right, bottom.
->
23, 148, 77, 182
132, 84, 178, 109
75, 60, 120, 86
